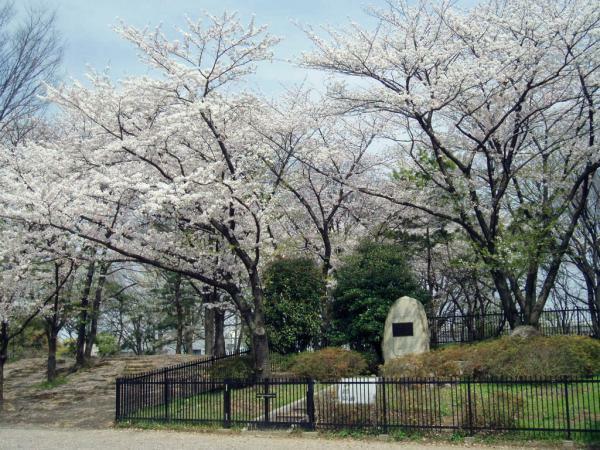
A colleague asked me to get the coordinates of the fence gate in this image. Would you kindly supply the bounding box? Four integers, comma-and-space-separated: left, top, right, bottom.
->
226, 378, 315, 429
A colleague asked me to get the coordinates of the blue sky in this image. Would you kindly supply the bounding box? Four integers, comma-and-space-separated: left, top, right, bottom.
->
37, 0, 391, 96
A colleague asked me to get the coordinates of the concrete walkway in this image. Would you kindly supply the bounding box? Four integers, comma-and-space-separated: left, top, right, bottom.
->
0, 426, 556, 450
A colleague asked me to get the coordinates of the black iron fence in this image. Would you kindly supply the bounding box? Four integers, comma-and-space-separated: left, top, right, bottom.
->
115, 350, 252, 421
116, 375, 600, 440
122, 350, 250, 384
429, 308, 598, 346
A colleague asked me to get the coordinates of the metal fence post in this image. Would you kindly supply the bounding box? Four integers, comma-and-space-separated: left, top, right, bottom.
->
307, 379, 315, 430
381, 377, 388, 434
564, 377, 571, 440
164, 372, 170, 421
263, 378, 270, 424
466, 378, 474, 436
115, 378, 121, 422
223, 380, 231, 428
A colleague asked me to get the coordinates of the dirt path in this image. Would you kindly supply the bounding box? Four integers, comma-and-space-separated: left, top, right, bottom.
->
0, 426, 554, 450
0, 356, 199, 429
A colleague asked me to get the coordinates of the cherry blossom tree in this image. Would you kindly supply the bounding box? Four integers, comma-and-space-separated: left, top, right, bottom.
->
252, 90, 384, 276
0, 221, 73, 404
249, 90, 388, 341
8, 13, 282, 376
304, 0, 600, 328
567, 175, 600, 336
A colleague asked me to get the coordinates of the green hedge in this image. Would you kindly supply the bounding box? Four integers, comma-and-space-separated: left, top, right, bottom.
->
380, 335, 600, 379
289, 347, 368, 380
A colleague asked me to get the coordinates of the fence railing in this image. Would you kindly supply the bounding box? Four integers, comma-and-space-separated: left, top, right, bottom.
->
121, 350, 250, 383
115, 375, 600, 440
429, 308, 598, 346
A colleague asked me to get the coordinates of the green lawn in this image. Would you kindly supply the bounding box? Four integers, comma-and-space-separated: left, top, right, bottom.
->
315, 377, 599, 442
132, 382, 308, 423
125, 378, 599, 442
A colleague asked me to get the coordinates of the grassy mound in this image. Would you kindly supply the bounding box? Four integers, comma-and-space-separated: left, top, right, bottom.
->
289, 347, 368, 380
380, 335, 600, 379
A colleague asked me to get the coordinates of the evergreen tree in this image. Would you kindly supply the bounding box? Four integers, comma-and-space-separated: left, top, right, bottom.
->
331, 241, 428, 362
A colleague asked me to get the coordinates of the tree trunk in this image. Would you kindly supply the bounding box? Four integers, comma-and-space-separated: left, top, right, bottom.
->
235, 320, 243, 353
204, 305, 215, 356
0, 322, 8, 408
117, 297, 125, 347
134, 316, 143, 355
173, 273, 183, 354
183, 326, 194, 354
76, 260, 96, 368
46, 262, 62, 381
593, 282, 600, 338
320, 228, 333, 348
250, 326, 270, 379
491, 270, 521, 328
85, 261, 110, 359
46, 329, 58, 382
585, 274, 600, 338
214, 308, 226, 357
245, 278, 270, 378
0, 353, 4, 409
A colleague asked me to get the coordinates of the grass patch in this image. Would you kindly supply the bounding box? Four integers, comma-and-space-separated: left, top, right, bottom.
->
131, 382, 308, 422
313, 377, 600, 443
115, 420, 235, 432
35, 376, 68, 390
116, 420, 592, 447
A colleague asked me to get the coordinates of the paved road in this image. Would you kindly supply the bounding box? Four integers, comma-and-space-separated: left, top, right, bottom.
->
0, 427, 552, 450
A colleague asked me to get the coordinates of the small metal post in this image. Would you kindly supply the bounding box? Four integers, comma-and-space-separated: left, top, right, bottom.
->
223, 380, 231, 428
115, 378, 121, 422
164, 373, 170, 421
466, 378, 474, 436
263, 378, 270, 424
564, 377, 571, 440
307, 379, 315, 430
381, 377, 388, 434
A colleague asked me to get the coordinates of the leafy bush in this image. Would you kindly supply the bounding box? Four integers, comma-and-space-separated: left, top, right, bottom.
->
96, 333, 119, 357
60, 338, 77, 356
380, 335, 600, 379
9, 320, 47, 361
270, 353, 298, 374
289, 347, 368, 380
264, 257, 325, 354
331, 240, 428, 362
208, 355, 254, 379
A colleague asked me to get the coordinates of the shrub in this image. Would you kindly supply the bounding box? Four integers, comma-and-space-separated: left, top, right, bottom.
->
289, 347, 368, 380
380, 335, 600, 379
270, 353, 297, 374
96, 333, 119, 357
263, 257, 325, 354
472, 335, 600, 379
380, 350, 464, 378
60, 338, 77, 356
208, 355, 254, 379
331, 240, 428, 362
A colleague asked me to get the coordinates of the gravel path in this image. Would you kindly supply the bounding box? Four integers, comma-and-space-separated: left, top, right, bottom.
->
0, 427, 552, 450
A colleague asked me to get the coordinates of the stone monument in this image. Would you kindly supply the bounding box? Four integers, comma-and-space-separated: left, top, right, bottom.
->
382, 296, 429, 362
